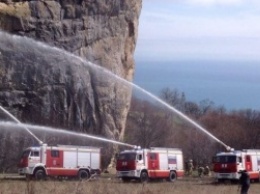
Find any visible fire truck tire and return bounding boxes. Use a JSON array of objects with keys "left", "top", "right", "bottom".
[
  {"left": 34, "top": 169, "right": 46, "bottom": 180},
  {"left": 140, "top": 171, "right": 149, "bottom": 183},
  {"left": 78, "top": 170, "right": 90, "bottom": 180},
  {"left": 168, "top": 171, "right": 177, "bottom": 182}
]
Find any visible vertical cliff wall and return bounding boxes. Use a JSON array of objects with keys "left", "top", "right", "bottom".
[{"left": 0, "top": 0, "right": 142, "bottom": 146}]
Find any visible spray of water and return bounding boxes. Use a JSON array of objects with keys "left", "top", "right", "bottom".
[
  {"left": 0, "top": 121, "right": 135, "bottom": 148},
  {"left": 0, "top": 106, "right": 43, "bottom": 145},
  {"left": 0, "top": 31, "right": 230, "bottom": 150}
]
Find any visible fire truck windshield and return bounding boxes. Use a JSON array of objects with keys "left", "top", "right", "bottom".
[
  {"left": 118, "top": 153, "right": 136, "bottom": 161},
  {"left": 214, "top": 155, "right": 239, "bottom": 163},
  {"left": 21, "top": 150, "right": 30, "bottom": 158}
]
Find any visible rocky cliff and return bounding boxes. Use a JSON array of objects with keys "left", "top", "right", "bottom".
[{"left": 0, "top": 0, "right": 142, "bottom": 149}]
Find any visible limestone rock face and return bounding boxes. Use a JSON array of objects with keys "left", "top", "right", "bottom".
[{"left": 0, "top": 0, "right": 142, "bottom": 143}]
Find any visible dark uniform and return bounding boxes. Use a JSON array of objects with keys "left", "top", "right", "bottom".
[
  {"left": 198, "top": 166, "right": 204, "bottom": 177},
  {"left": 239, "top": 170, "right": 250, "bottom": 194}
]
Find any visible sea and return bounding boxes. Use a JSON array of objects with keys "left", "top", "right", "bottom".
[{"left": 133, "top": 60, "right": 260, "bottom": 111}]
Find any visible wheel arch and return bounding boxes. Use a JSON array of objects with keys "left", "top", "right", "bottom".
[
  {"left": 78, "top": 167, "right": 91, "bottom": 175},
  {"left": 33, "top": 166, "right": 47, "bottom": 176},
  {"left": 141, "top": 169, "right": 148, "bottom": 174},
  {"left": 140, "top": 169, "right": 149, "bottom": 183},
  {"left": 77, "top": 167, "right": 92, "bottom": 180},
  {"left": 168, "top": 170, "right": 177, "bottom": 182}
]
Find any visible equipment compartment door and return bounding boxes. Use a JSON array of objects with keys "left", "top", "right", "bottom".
[
  {"left": 148, "top": 153, "right": 159, "bottom": 178},
  {"left": 245, "top": 155, "right": 252, "bottom": 172},
  {"left": 46, "top": 149, "right": 64, "bottom": 175}
]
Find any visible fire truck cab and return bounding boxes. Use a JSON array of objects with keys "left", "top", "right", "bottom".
[
  {"left": 18, "top": 144, "right": 101, "bottom": 180},
  {"left": 213, "top": 149, "right": 260, "bottom": 181},
  {"left": 116, "top": 147, "right": 184, "bottom": 182}
]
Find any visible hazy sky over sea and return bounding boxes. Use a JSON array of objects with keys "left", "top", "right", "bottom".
[{"left": 135, "top": 0, "right": 260, "bottom": 62}]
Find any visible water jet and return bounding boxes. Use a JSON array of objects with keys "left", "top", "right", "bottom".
[
  {"left": 0, "top": 121, "right": 135, "bottom": 148},
  {"left": 0, "top": 106, "right": 43, "bottom": 145},
  {"left": 0, "top": 30, "right": 230, "bottom": 150}
]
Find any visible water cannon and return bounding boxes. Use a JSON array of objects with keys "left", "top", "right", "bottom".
[
  {"left": 38, "top": 140, "right": 44, "bottom": 145},
  {"left": 134, "top": 145, "right": 141, "bottom": 150},
  {"left": 225, "top": 146, "right": 234, "bottom": 152}
]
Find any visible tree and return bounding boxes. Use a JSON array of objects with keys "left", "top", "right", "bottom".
[
  {"left": 234, "top": 110, "right": 260, "bottom": 148},
  {"left": 160, "top": 87, "right": 186, "bottom": 111},
  {"left": 125, "top": 98, "right": 170, "bottom": 148},
  {"left": 199, "top": 99, "right": 214, "bottom": 116}
]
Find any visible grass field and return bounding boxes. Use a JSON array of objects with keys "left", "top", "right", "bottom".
[{"left": 0, "top": 174, "right": 259, "bottom": 194}]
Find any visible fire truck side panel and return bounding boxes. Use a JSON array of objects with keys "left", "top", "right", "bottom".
[
  {"left": 18, "top": 145, "right": 101, "bottom": 178},
  {"left": 158, "top": 152, "right": 168, "bottom": 170},
  {"left": 90, "top": 152, "right": 100, "bottom": 170},
  {"left": 245, "top": 150, "right": 260, "bottom": 171},
  {"left": 251, "top": 155, "right": 258, "bottom": 171},
  {"left": 244, "top": 151, "right": 260, "bottom": 179},
  {"left": 46, "top": 149, "right": 69, "bottom": 176},
  {"left": 151, "top": 148, "right": 183, "bottom": 166},
  {"left": 147, "top": 153, "right": 159, "bottom": 170},
  {"left": 257, "top": 156, "right": 260, "bottom": 170},
  {"left": 63, "top": 151, "right": 77, "bottom": 167},
  {"left": 77, "top": 148, "right": 101, "bottom": 170},
  {"left": 78, "top": 151, "right": 90, "bottom": 167},
  {"left": 177, "top": 154, "right": 184, "bottom": 171},
  {"left": 152, "top": 150, "right": 175, "bottom": 178},
  {"left": 152, "top": 148, "right": 184, "bottom": 176},
  {"left": 46, "top": 149, "right": 64, "bottom": 168},
  {"left": 148, "top": 153, "right": 165, "bottom": 178}
]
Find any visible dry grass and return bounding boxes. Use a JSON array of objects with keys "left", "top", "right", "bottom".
[{"left": 0, "top": 175, "right": 259, "bottom": 194}]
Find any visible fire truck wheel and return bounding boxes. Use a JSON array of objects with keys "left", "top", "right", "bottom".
[
  {"left": 78, "top": 170, "right": 90, "bottom": 180},
  {"left": 140, "top": 171, "right": 149, "bottom": 183},
  {"left": 34, "top": 169, "right": 46, "bottom": 180},
  {"left": 168, "top": 171, "right": 177, "bottom": 182}
]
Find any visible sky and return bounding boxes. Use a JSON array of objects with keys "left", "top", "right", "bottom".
[{"left": 134, "top": 0, "right": 260, "bottom": 62}]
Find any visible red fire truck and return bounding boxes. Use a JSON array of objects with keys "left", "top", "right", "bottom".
[
  {"left": 18, "top": 144, "right": 101, "bottom": 180},
  {"left": 116, "top": 147, "right": 184, "bottom": 182},
  {"left": 213, "top": 149, "right": 260, "bottom": 181}
]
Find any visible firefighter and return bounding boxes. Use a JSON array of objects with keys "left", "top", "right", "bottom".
[
  {"left": 187, "top": 159, "right": 194, "bottom": 176},
  {"left": 198, "top": 166, "right": 204, "bottom": 178},
  {"left": 203, "top": 166, "right": 210, "bottom": 176},
  {"left": 238, "top": 170, "right": 250, "bottom": 194}
]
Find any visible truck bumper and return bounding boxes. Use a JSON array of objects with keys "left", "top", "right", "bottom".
[
  {"left": 18, "top": 167, "right": 34, "bottom": 175},
  {"left": 214, "top": 172, "right": 239, "bottom": 180},
  {"left": 117, "top": 170, "right": 140, "bottom": 178}
]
